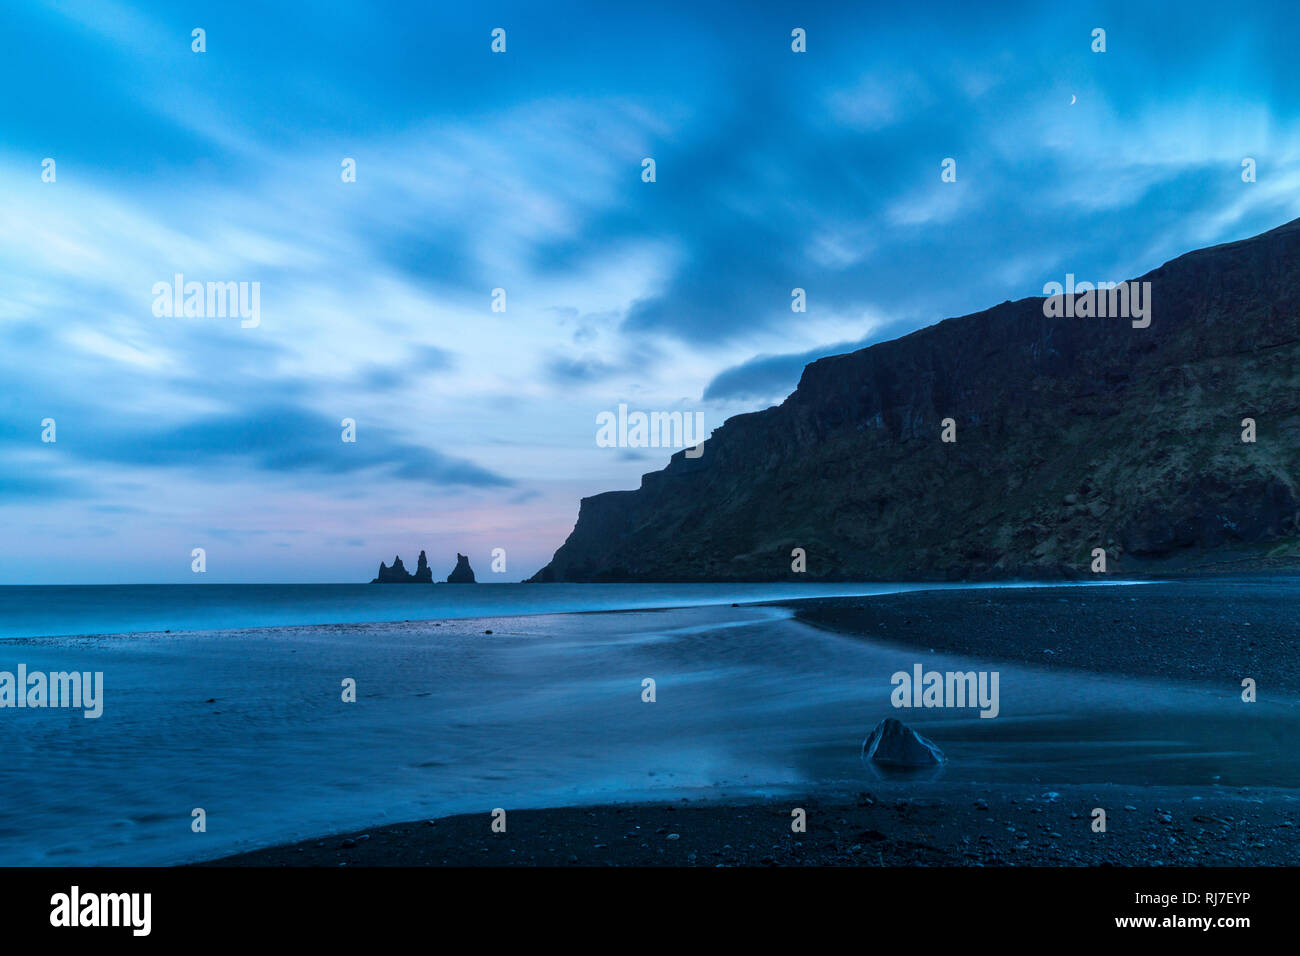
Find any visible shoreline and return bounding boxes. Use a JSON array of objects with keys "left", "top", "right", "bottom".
[
  {"left": 1, "top": 577, "right": 1161, "bottom": 643},
  {"left": 198, "top": 784, "right": 1299, "bottom": 867},
  {"left": 194, "top": 577, "right": 1300, "bottom": 867},
  {"left": 11, "top": 577, "right": 1295, "bottom": 867}
]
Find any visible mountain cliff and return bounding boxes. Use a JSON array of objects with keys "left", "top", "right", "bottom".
[{"left": 531, "top": 218, "right": 1300, "bottom": 582}]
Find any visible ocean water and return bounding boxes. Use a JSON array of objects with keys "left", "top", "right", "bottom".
[
  {"left": 0, "top": 580, "right": 1129, "bottom": 640},
  {"left": 0, "top": 581, "right": 1296, "bottom": 866}
]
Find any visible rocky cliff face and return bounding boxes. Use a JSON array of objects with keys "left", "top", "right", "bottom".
[{"left": 532, "top": 219, "right": 1300, "bottom": 582}]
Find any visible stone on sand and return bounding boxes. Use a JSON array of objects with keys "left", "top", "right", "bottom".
[{"left": 862, "top": 718, "right": 946, "bottom": 766}]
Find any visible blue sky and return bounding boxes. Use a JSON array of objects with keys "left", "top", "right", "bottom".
[{"left": 2, "top": 0, "right": 1299, "bottom": 583}]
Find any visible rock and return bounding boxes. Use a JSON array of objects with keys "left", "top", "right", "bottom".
[
  {"left": 371, "top": 555, "right": 414, "bottom": 583},
  {"left": 862, "top": 718, "right": 946, "bottom": 767},
  {"left": 446, "top": 553, "right": 477, "bottom": 583},
  {"left": 528, "top": 217, "right": 1300, "bottom": 582},
  {"left": 369, "top": 550, "right": 437, "bottom": 583}
]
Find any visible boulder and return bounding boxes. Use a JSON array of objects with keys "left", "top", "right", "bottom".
[{"left": 862, "top": 718, "right": 945, "bottom": 766}]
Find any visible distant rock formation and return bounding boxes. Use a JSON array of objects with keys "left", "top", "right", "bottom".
[
  {"left": 370, "top": 550, "right": 435, "bottom": 583},
  {"left": 371, "top": 554, "right": 412, "bottom": 583},
  {"left": 531, "top": 218, "right": 1300, "bottom": 581},
  {"left": 446, "top": 553, "right": 476, "bottom": 583}
]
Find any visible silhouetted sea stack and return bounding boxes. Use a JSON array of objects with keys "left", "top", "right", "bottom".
[
  {"left": 371, "top": 555, "right": 412, "bottom": 583},
  {"left": 446, "top": 554, "right": 476, "bottom": 584},
  {"left": 369, "top": 550, "right": 440, "bottom": 583}
]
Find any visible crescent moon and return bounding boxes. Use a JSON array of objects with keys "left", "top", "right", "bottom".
[{"left": 1070, "top": 94, "right": 1077, "bottom": 105}]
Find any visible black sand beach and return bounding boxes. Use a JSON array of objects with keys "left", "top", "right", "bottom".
[
  {"left": 791, "top": 578, "right": 1300, "bottom": 694},
  {"left": 202, "top": 785, "right": 1298, "bottom": 866},
  {"left": 197, "top": 578, "right": 1300, "bottom": 867}
]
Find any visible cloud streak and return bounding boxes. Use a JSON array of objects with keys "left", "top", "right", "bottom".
[{"left": 2, "top": 0, "right": 1298, "bottom": 581}]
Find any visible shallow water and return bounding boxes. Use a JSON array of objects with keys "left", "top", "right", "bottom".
[
  {"left": 0, "top": 596, "right": 1294, "bottom": 865},
  {"left": 0, "top": 580, "right": 1140, "bottom": 639}
]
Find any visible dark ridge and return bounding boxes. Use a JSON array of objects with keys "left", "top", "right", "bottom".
[{"left": 532, "top": 218, "right": 1300, "bottom": 582}]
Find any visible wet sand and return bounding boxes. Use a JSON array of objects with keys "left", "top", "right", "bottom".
[
  {"left": 789, "top": 578, "right": 1300, "bottom": 693},
  {"left": 191, "top": 578, "right": 1300, "bottom": 866}
]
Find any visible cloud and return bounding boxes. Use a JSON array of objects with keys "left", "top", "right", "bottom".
[
  {"left": 4, "top": 0, "right": 1300, "bottom": 581},
  {"left": 118, "top": 405, "right": 511, "bottom": 487},
  {"left": 701, "top": 327, "right": 910, "bottom": 402},
  {"left": 355, "top": 345, "right": 457, "bottom": 392},
  {"left": 0, "top": 392, "right": 511, "bottom": 490},
  {"left": 545, "top": 355, "right": 618, "bottom": 384}
]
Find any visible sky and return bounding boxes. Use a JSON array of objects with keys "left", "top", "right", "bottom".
[{"left": 2, "top": 0, "right": 1299, "bottom": 583}]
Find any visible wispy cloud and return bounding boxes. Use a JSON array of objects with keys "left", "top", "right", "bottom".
[{"left": 2, "top": 0, "right": 1298, "bottom": 581}]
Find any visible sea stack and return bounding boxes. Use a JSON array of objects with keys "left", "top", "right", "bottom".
[
  {"left": 446, "top": 554, "right": 476, "bottom": 583},
  {"left": 370, "top": 551, "right": 434, "bottom": 583},
  {"left": 371, "top": 555, "right": 414, "bottom": 583}
]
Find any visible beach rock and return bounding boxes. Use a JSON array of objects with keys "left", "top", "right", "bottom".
[
  {"left": 413, "top": 550, "right": 433, "bottom": 583},
  {"left": 446, "top": 553, "right": 477, "bottom": 583},
  {"left": 862, "top": 718, "right": 946, "bottom": 767}
]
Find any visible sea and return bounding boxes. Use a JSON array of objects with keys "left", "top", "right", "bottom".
[{"left": 0, "top": 580, "right": 1294, "bottom": 865}]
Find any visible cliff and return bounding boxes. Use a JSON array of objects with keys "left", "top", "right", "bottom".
[{"left": 531, "top": 218, "right": 1300, "bottom": 581}]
